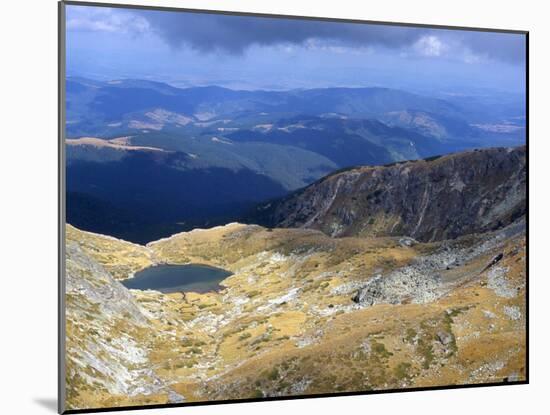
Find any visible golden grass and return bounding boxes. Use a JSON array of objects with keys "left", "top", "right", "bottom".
[{"left": 65, "top": 222, "right": 527, "bottom": 408}]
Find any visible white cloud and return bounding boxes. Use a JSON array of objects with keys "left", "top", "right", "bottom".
[
  {"left": 462, "top": 49, "right": 484, "bottom": 64},
  {"left": 66, "top": 6, "right": 150, "bottom": 35},
  {"left": 410, "top": 34, "right": 494, "bottom": 64},
  {"left": 413, "top": 35, "right": 447, "bottom": 57}
]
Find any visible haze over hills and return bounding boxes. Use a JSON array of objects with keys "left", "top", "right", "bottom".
[
  {"left": 67, "top": 77, "right": 525, "bottom": 142},
  {"left": 66, "top": 77, "right": 525, "bottom": 243}
]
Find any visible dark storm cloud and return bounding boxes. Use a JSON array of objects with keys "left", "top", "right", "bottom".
[
  {"left": 66, "top": 5, "right": 525, "bottom": 64},
  {"left": 138, "top": 10, "right": 429, "bottom": 53}
]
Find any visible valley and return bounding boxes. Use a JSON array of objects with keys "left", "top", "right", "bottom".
[{"left": 64, "top": 147, "right": 527, "bottom": 411}]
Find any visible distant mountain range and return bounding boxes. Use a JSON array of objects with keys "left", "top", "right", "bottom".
[{"left": 65, "top": 78, "right": 526, "bottom": 242}]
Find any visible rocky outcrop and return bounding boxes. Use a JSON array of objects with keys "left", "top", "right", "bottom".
[
  {"left": 64, "top": 240, "right": 184, "bottom": 410},
  {"left": 351, "top": 219, "right": 525, "bottom": 307},
  {"left": 251, "top": 146, "right": 526, "bottom": 242}
]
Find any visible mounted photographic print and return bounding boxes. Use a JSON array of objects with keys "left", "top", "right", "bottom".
[{"left": 59, "top": 1, "right": 528, "bottom": 413}]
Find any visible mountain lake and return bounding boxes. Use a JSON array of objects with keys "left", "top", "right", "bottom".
[{"left": 121, "top": 264, "right": 232, "bottom": 294}]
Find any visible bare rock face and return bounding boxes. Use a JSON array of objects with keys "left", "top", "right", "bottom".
[
  {"left": 252, "top": 146, "right": 526, "bottom": 242},
  {"left": 65, "top": 241, "right": 181, "bottom": 410},
  {"left": 65, "top": 242, "right": 149, "bottom": 324},
  {"left": 350, "top": 218, "right": 525, "bottom": 308}
]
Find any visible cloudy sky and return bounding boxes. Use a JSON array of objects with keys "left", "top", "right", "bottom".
[{"left": 65, "top": 4, "right": 526, "bottom": 94}]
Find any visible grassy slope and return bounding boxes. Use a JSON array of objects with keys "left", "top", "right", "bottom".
[{"left": 65, "top": 222, "right": 526, "bottom": 408}]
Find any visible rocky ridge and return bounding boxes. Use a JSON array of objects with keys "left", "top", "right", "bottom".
[{"left": 251, "top": 146, "right": 526, "bottom": 241}]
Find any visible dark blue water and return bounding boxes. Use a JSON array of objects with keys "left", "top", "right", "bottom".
[{"left": 121, "top": 264, "right": 232, "bottom": 294}]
